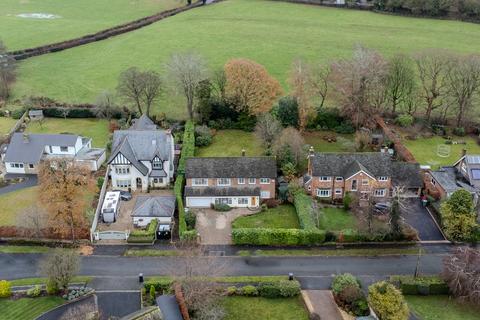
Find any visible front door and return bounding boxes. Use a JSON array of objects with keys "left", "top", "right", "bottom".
[
  {"left": 251, "top": 197, "right": 256, "bottom": 206},
  {"left": 136, "top": 177, "right": 142, "bottom": 189}
]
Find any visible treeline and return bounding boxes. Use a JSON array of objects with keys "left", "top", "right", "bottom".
[{"left": 374, "top": 0, "right": 480, "bottom": 22}]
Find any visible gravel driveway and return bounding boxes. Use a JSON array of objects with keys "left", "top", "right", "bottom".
[{"left": 196, "top": 208, "right": 255, "bottom": 245}]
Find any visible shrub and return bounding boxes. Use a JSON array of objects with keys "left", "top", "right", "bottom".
[
  {"left": 214, "top": 203, "right": 232, "bottom": 212},
  {"left": 389, "top": 275, "right": 449, "bottom": 295},
  {"left": 368, "top": 281, "right": 409, "bottom": 320},
  {"left": 261, "top": 203, "right": 268, "bottom": 212},
  {"left": 232, "top": 228, "right": 326, "bottom": 246},
  {"left": 343, "top": 192, "right": 353, "bottom": 210},
  {"left": 128, "top": 220, "right": 158, "bottom": 243},
  {"left": 226, "top": 286, "right": 237, "bottom": 296},
  {"left": 241, "top": 285, "right": 258, "bottom": 296},
  {"left": 453, "top": 127, "right": 466, "bottom": 136},
  {"left": 276, "top": 96, "right": 299, "bottom": 128},
  {"left": 331, "top": 273, "right": 360, "bottom": 295},
  {"left": 144, "top": 279, "right": 173, "bottom": 294},
  {"left": 27, "top": 285, "right": 42, "bottom": 297},
  {"left": 334, "top": 122, "right": 355, "bottom": 134},
  {"left": 97, "top": 177, "right": 105, "bottom": 190},
  {"left": 185, "top": 211, "right": 196, "bottom": 230},
  {"left": 11, "top": 108, "right": 25, "bottom": 120},
  {"left": 310, "top": 109, "right": 343, "bottom": 130},
  {"left": 46, "top": 279, "right": 59, "bottom": 295},
  {"left": 337, "top": 285, "right": 370, "bottom": 317},
  {"left": 292, "top": 190, "right": 317, "bottom": 230},
  {"left": 194, "top": 125, "right": 213, "bottom": 147},
  {"left": 258, "top": 280, "right": 301, "bottom": 298},
  {"left": 0, "top": 280, "right": 12, "bottom": 298},
  {"left": 395, "top": 114, "right": 414, "bottom": 127},
  {"left": 149, "top": 284, "right": 156, "bottom": 301}
]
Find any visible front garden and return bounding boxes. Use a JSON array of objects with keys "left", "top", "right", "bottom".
[
  {"left": 406, "top": 295, "right": 479, "bottom": 320},
  {"left": 317, "top": 207, "right": 357, "bottom": 231},
  {"left": 221, "top": 296, "right": 308, "bottom": 320},
  {"left": 232, "top": 205, "right": 299, "bottom": 229},
  {"left": 0, "top": 296, "right": 65, "bottom": 320}
]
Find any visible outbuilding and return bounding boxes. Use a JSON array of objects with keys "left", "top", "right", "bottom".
[{"left": 131, "top": 195, "right": 176, "bottom": 229}]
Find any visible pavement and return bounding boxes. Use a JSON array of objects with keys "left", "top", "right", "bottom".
[
  {"left": 302, "top": 290, "right": 343, "bottom": 320},
  {"left": 402, "top": 199, "right": 445, "bottom": 241},
  {"left": 0, "top": 174, "right": 38, "bottom": 195}
]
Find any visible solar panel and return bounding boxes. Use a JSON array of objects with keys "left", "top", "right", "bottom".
[{"left": 467, "top": 155, "right": 480, "bottom": 164}]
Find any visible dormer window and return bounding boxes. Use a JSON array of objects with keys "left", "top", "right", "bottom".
[{"left": 153, "top": 161, "right": 162, "bottom": 169}]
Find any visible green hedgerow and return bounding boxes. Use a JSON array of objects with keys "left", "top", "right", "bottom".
[{"left": 0, "top": 280, "right": 12, "bottom": 298}]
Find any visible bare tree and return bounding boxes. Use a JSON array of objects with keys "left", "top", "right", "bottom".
[
  {"left": 331, "top": 45, "right": 388, "bottom": 128},
  {"left": 41, "top": 248, "right": 80, "bottom": 292},
  {"left": 272, "top": 127, "right": 306, "bottom": 168},
  {"left": 385, "top": 54, "right": 417, "bottom": 115},
  {"left": 254, "top": 113, "right": 282, "bottom": 149},
  {"left": 143, "top": 70, "right": 163, "bottom": 117},
  {"left": 445, "top": 54, "right": 480, "bottom": 127},
  {"left": 15, "top": 205, "right": 49, "bottom": 238},
  {"left": 442, "top": 247, "right": 480, "bottom": 305},
  {"left": 211, "top": 67, "right": 227, "bottom": 102},
  {"left": 0, "top": 40, "right": 16, "bottom": 100},
  {"left": 289, "top": 59, "right": 314, "bottom": 131},
  {"left": 309, "top": 63, "right": 331, "bottom": 110},
  {"left": 166, "top": 52, "right": 208, "bottom": 120},
  {"left": 414, "top": 50, "right": 450, "bottom": 122},
  {"left": 94, "top": 90, "right": 117, "bottom": 119}
]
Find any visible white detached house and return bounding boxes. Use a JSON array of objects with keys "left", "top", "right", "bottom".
[{"left": 107, "top": 115, "right": 175, "bottom": 192}]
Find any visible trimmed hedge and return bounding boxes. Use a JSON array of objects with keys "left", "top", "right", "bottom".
[
  {"left": 128, "top": 219, "right": 158, "bottom": 243},
  {"left": 232, "top": 228, "right": 325, "bottom": 246},
  {"left": 228, "top": 280, "right": 301, "bottom": 298},
  {"left": 293, "top": 190, "right": 318, "bottom": 230},
  {"left": 177, "top": 120, "right": 195, "bottom": 174},
  {"left": 144, "top": 279, "right": 173, "bottom": 294},
  {"left": 389, "top": 275, "right": 449, "bottom": 295}
]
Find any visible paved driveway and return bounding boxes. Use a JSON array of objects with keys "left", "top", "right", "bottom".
[
  {"left": 402, "top": 199, "right": 445, "bottom": 241},
  {"left": 196, "top": 208, "right": 256, "bottom": 245},
  {"left": 0, "top": 174, "right": 37, "bottom": 195}
]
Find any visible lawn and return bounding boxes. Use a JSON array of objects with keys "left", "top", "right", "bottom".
[
  {"left": 406, "top": 295, "right": 479, "bottom": 320},
  {"left": 403, "top": 136, "right": 480, "bottom": 169},
  {"left": 0, "top": 0, "right": 182, "bottom": 50},
  {"left": 232, "top": 205, "right": 300, "bottom": 229},
  {"left": 0, "top": 187, "right": 38, "bottom": 227},
  {"left": 317, "top": 207, "right": 357, "bottom": 231},
  {"left": 9, "top": 276, "right": 92, "bottom": 287},
  {"left": 222, "top": 296, "right": 309, "bottom": 320},
  {"left": 24, "top": 118, "right": 110, "bottom": 147},
  {"left": 0, "top": 245, "right": 50, "bottom": 254},
  {"left": 195, "top": 130, "right": 264, "bottom": 157},
  {"left": 0, "top": 296, "right": 65, "bottom": 320},
  {"left": 0, "top": 117, "right": 17, "bottom": 136},
  {"left": 303, "top": 131, "right": 355, "bottom": 153},
  {"left": 13, "top": 0, "right": 480, "bottom": 119}
]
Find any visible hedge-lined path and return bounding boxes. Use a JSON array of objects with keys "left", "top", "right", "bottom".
[{"left": 8, "top": 1, "right": 219, "bottom": 60}]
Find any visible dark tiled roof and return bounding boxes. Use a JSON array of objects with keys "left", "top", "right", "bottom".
[
  {"left": 310, "top": 152, "right": 392, "bottom": 178},
  {"left": 129, "top": 115, "right": 157, "bottom": 130},
  {"left": 131, "top": 196, "right": 176, "bottom": 217},
  {"left": 185, "top": 186, "right": 260, "bottom": 197},
  {"left": 185, "top": 157, "right": 277, "bottom": 178},
  {"left": 150, "top": 169, "right": 167, "bottom": 177},
  {"left": 392, "top": 162, "right": 423, "bottom": 188}
]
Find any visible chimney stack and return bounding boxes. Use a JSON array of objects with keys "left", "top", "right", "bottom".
[{"left": 241, "top": 149, "right": 246, "bottom": 157}]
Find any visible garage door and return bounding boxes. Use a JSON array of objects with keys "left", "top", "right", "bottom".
[{"left": 187, "top": 197, "right": 212, "bottom": 208}]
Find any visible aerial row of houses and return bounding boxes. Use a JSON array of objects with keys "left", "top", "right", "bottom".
[{"left": 1, "top": 115, "right": 478, "bottom": 214}]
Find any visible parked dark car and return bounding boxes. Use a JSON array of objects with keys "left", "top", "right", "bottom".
[
  {"left": 373, "top": 202, "right": 391, "bottom": 215},
  {"left": 113, "top": 190, "right": 132, "bottom": 201}
]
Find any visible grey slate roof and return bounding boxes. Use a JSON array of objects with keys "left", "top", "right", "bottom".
[
  {"left": 108, "top": 130, "right": 173, "bottom": 175},
  {"left": 131, "top": 195, "right": 176, "bottom": 217},
  {"left": 4, "top": 133, "right": 79, "bottom": 164},
  {"left": 185, "top": 157, "right": 277, "bottom": 178},
  {"left": 185, "top": 186, "right": 260, "bottom": 197},
  {"left": 392, "top": 162, "right": 423, "bottom": 188},
  {"left": 310, "top": 153, "right": 392, "bottom": 178},
  {"left": 431, "top": 166, "right": 477, "bottom": 194},
  {"left": 129, "top": 115, "right": 157, "bottom": 131}
]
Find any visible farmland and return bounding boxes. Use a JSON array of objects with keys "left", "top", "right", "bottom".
[
  {"left": 0, "top": 0, "right": 182, "bottom": 50},
  {"left": 11, "top": 0, "right": 480, "bottom": 119}
]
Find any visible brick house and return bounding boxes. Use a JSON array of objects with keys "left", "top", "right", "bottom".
[
  {"left": 304, "top": 152, "right": 422, "bottom": 201},
  {"left": 184, "top": 157, "right": 277, "bottom": 208}
]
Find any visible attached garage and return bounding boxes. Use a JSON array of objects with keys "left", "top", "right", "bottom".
[
  {"left": 186, "top": 197, "right": 212, "bottom": 208},
  {"left": 185, "top": 186, "right": 261, "bottom": 209}
]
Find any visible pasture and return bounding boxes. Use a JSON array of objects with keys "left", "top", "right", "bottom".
[
  {"left": 10, "top": 0, "right": 480, "bottom": 119},
  {"left": 0, "top": 0, "right": 181, "bottom": 50}
]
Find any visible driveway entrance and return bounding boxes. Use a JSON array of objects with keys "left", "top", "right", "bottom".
[
  {"left": 402, "top": 199, "right": 445, "bottom": 241},
  {"left": 196, "top": 208, "right": 255, "bottom": 245}
]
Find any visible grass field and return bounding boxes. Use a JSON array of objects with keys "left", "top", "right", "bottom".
[
  {"left": 195, "top": 130, "right": 264, "bottom": 157},
  {"left": 232, "top": 205, "right": 300, "bottom": 229},
  {"left": 318, "top": 207, "right": 357, "bottom": 231},
  {"left": 222, "top": 296, "right": 309, "bottom": 320},
  {"left": 403, "top": 136, "right": 480, "bottom": 169},
  {"left": 24, "top": 118, "right": 110, "bottom": 147},
  {"left": 406, "top": 296, "right": 480, "bottom": 320},
  {"left": 303, "top": 131, "right": 355, "bottom": 153},
  {"left": 0, "top": 0, "right": 182, "bottom": 50},
  {"left": 0, "top": 296, "right": 65, "bottom": 320},
  {"left": 0, "top": 187, "right": 38, "bottom": 226},
  {"left": 13, "top": 0, "right": 480, "bottom": 119},
  {"left": 0, "top": 117, "right": 17, "bottom": 135}
]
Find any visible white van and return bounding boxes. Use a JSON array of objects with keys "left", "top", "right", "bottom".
[{"left": 102, "top": 191, "right": 121, "bottom": 223}]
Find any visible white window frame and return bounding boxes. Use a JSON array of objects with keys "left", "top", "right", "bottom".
[
  {"left": 217, "top": 178, "right": 231, "bottom": 186},
  {"left": 335, "top": 177, "right": 343, "bottom": 182},
  {"left": 316, "top": 189, "right": 331, "bottom": 198},
  {"left": 10, "top": 163, "right": 24, "bottom": 168},
  {"left": 378, "top": 176, "right": 388, "bottom": 181},
  {"left": 319, "top": 176, "right": 331, "bottom": 182},
  {"left": 248, "top": 178, "right": 256, "bottom": 184},
  {"left": 116, "top": 179, "right": 131, "bottom": 188},
  {"left": 215, "top": 198, "right": 232, "bottom": 205},
  {"left": 260, "top": 191, "right": 271, "bottom": 199},
  {"left": 115, "top": 167, "right": 130, "bottom": 175},
  {"left": 238, "top": 197, "right": 249, "bottom": 205},
  {"left": 335, "top": 188, "right": 342, "bottom": 195},
  {"left": 362, "top": 179, "right": 369, "bottom": 186},
  {"left": 260, "top": 178, "right": 270, "bottom": 184},
  {"left": 238, "top": 178, "right": 245, "bottom": 184},
  {"left": 374, "top": 189, "right": 387, "bottom": 197},
  {"left": 192, "top": 178, "right": 208, "bottom": 186}
]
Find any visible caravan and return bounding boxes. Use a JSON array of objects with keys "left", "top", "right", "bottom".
[{"left": 102, "top": 191, "right": 121, "bottom": 223}]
